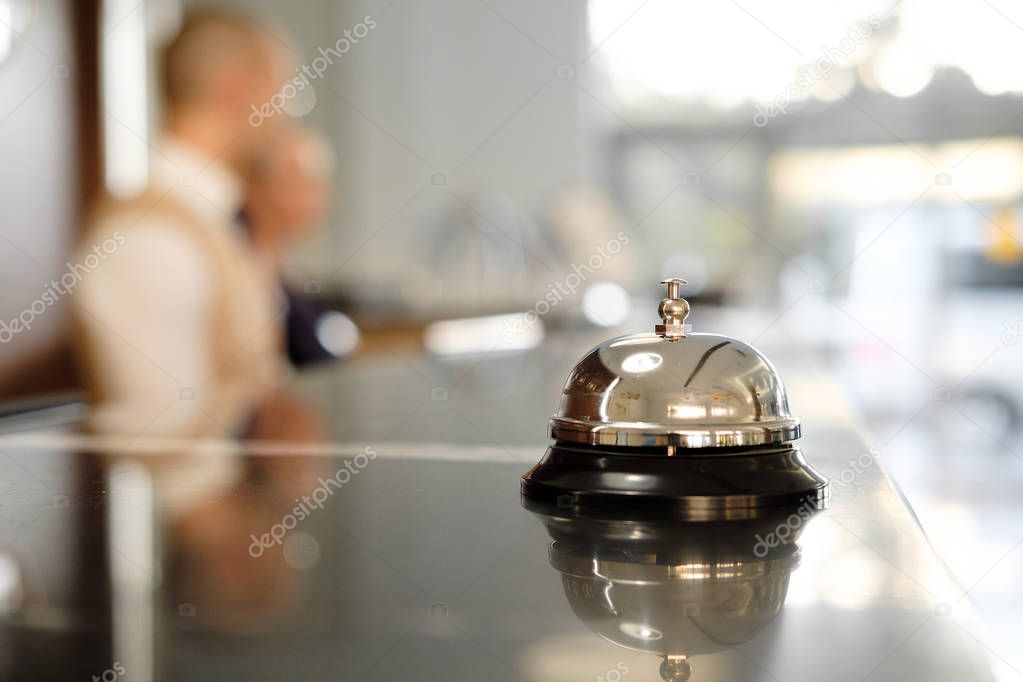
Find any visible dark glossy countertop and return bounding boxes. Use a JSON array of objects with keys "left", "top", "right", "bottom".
[{"left": 0, "top": 331, "right": 999, "bottom": 681}]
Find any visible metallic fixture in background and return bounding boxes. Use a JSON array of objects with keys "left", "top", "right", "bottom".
[
  {"left": 523, "top": 278, "right": 828, "bottom": 513},
  {"left": 408, "top": 191, "right": 552, "bottom": 314}
]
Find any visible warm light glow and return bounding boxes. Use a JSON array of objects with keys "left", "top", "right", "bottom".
[
  {"left": 873, "top": 45, "right": 933, "bottom": 97},
  {"left": 619, "top": 622, "right": 663, "bottom": 640},
  {"left": 102, "top": 0, "right": 152, "bottom": 197},
  {"left": 0, "top": 553, "right": 21, "bottom": 614},
  {"left": 316, "top": 311, "right": 360, "bottom": 357},
  {"left": 589, "top": 0, "right": 1023, "bottom": 107},
  {"left": 771, "top": 139, "right": 1023, "bottom": 205},
  {"left": 581, "top": 282, "right": 630, "bottom": 327},
  {"left": 588, "top": 0, "right": 890, "bottom": 106},
  {"left": 0, "top": 1, "right": 35, "bottom": 64},
  {"left": 621, "top": 352, "right": 662, "bottom": 374},
  {"left": 898, "top": 0, "right": 1023, "bottom": 95},
  {"left": 669, "top": 404, "right": 707, "bottom": 420},
  {"left": 0, "top": 4, "right": 12, "bottom": 63},
  {"left": 424, "top": 313, "right": 544, "bottom": 356}
]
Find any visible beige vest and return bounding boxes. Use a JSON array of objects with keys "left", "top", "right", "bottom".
[{"left": 75, "top": 188, "right": 284, "bottom": 429}]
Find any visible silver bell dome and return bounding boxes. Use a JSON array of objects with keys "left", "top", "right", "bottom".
[{"left": 550, "top": 279, "right": 800, "bottom": 448}]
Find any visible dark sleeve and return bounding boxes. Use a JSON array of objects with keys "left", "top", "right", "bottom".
[{"left": 281, "top": 285, "right": 337, "bottom": 367}]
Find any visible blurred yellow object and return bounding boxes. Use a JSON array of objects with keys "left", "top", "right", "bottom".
[{"left": 988, "top": 206, "right": 1023, "bottom": 263}]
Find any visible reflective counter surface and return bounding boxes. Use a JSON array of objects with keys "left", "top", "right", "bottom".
[{"left": 0, "top": 333, "right": 1004, "bottom": 681}]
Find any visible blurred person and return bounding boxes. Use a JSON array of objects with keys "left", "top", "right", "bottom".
[
  {"left": 73, "top": 9, "right": 293, "bottom": 438},
  {"left": 243, "top": 126, "right": 359, "bottom": 365},
  {"left": 245, "top": 127, "right": 333, "bottom": 257}
]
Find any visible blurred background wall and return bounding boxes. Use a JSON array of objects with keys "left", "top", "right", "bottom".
[
  {"left": 176, "top": 0, "right": 597, "bottom": 318},
  {"left": 0, "top": 0, "right": 84, "bottom": 395},
  {"left": 3, "top": 0, "right": 1023, "bottom": 431}
]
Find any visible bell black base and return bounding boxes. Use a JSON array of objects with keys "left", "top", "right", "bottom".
[{"left": 521, "top": 441, "right": 829, "bottom": 521}]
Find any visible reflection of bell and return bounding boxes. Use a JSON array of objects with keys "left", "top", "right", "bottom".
[
  {"left": 525, "top": 500, "right": 822, "bottom": 681},
  {"left": 660, "top": 657, "right": 692, "bottom": 682},
  {"left": 522, "top": 278, "right": 828, "bottom": 515}
]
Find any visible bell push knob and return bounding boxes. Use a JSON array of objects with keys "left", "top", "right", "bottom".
[{"left": 656, "top": 278, "right": 689, "bottom": 339}]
